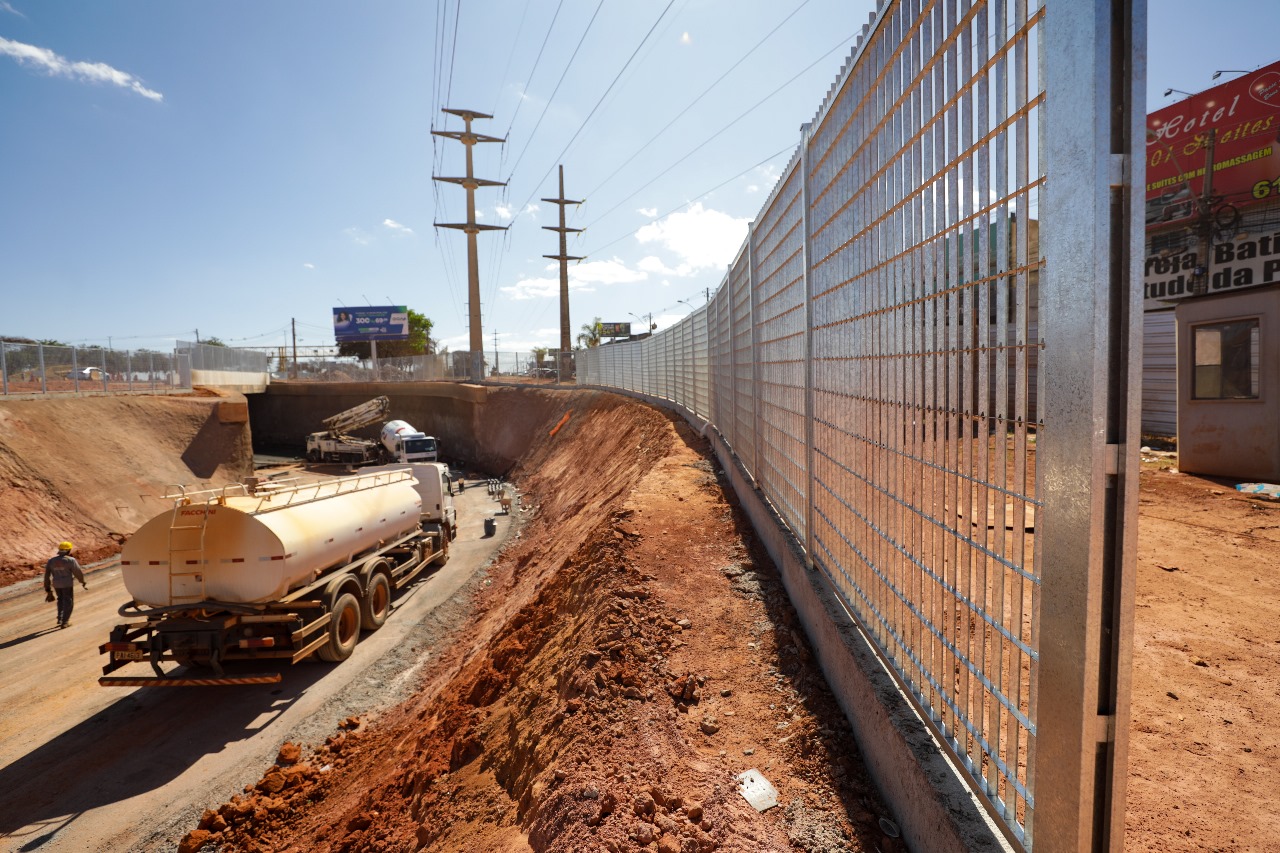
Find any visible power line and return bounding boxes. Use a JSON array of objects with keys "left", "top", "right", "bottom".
[
  {"left": 510, "top": 140, "right": 795, "bottom": 339},
  {"left": 515, "top": 0, "right": 677, "bottom": 215},
  {"left": 501, "top": 0, "right": 565, "bottom": 152},
  {"left": 580, "top": 32, "right": 854, "bottom": 234},
  {"left": 579, "top": 0, "right": 813, "bottom": 204},
  {"left": 585, "top": 141, "right": 795, "bottom": 258},
  {"left": 498, "top": 0, "right": 604, "bottom": 192}
]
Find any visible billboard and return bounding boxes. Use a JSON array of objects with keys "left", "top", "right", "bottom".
[
  {"left": 600, "top": 322, "right": 632, "bottom": 338},
  {"left": 1146, "top": 60, "right": 1280, "bottom": 226},
  {"left": 333, "top": 306, "right": 409, "bottom": 343}
]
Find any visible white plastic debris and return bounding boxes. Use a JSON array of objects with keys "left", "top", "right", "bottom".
[
  {"left": 735, "top": 768, "right": 779, "bottom": 812},
  {"left": 1237, "top": 483, "right": 1280, "bottom": 499}
]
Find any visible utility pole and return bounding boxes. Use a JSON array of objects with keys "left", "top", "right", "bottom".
[
  {"left": 291, "top": 318, "right": 298, "bottom": 379},
  {"left": 1192, "top": 128, "right": 1218, "bottom": 297},
  {"left": 432, "top": 108, "right": 508, "bottom": 382},
  {"left": 493, "top": 329, "right": 499, "bottom": 377},
  {"left": 542, "top": 164, "right": 584, "bottom": 378}
]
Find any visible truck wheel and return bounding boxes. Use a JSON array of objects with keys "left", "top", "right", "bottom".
[
  {"left": 317, "top": 593, "right": 360, "bottom": 662},
  {"left": 307, "top": 449, "right": 320, "bottom": 463},
  {"left": 360, "top": 573, "right": 392, "bottom": 631}
]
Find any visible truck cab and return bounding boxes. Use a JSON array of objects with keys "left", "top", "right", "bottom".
[
  {"left": 380, "top": 420, "right": 438, "bottom": 463},
  {"left": 392, "top": 433, "right": 438, "bottom": 463}
]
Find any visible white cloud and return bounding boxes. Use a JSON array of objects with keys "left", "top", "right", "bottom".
[
  {"left": 748, "top": 163, "right": 781, "bottom": 194},
  {"left": 495, "top": 203, "right": 514, "bottom": 221},
  {"left": 344, "top": 227, "right": 372, "bottom": 246},
  {"left": 0, "top": 3, "right": 27, "bottom": 18},
  {"left": 637, "top": 256, "right": 678, "bottom": 276},
  {"left": 680, "top": 32, "right": 692, "bottom": 45},
  {"left": 0, "top": 36, "right": 163, "bottom": 101},
  {"left": 302, "top": 262, "right": 316, "bottom": 270},
  {"left": 638, "top": 207, "right": 657, "bottom": 218},
  {"left": 382, "top": 218, "right": 413, "bottom": 235},
  {"left": 636, "top": 203, "right": 748, "bottom": 272},
  {"left": 501, "top": 257, "right": 646, "bottom": 301}
]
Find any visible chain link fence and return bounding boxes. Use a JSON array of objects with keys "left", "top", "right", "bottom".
[
  {"left": 1, "top": 341, "right": 189, "bottom": 396},
  {"left": 272, "top": 350, "right": 575, "bottom": 383}
]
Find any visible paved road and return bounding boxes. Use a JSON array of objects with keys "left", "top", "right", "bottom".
[{"left": 0, "top": 479, "right": 518, "bottom": 853}]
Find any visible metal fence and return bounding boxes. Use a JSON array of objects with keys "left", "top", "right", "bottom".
[
  {"left": 178, "top": 340, "right": 270, "bottom": 374},
  {"left": 1, "top": 341, "right": 190, "bottom": 396},
  {"left": 579, "top": 1, "right": 1141, "bottom": 850},
  {"left": 273, "top": 351, "right": 570, "bottom": 383}
]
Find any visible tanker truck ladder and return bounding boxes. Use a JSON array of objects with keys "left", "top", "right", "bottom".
[{"left": 167, "top": 498, "right": 212, "bottom": 606}]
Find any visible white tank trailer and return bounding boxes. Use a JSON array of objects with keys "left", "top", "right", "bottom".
[
  {"left": 99, "top": 470, "right": 451, "bottom": 686},
  {"left": 359, "top": 462, "right": 457, "bottom": 540}
]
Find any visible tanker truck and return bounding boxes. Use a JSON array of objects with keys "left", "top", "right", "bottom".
[
  {"left": 98, "top": 469, "right": 450, "bottom": 686},
  {"left": 379, "top": 420, "right": 438, "bottom": 463}
]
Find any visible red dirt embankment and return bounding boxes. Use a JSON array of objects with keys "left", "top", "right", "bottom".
[
  {"left": 183, "top": 390, "right": 892, "bottom": 853},
  {"left": 0, "top": 394, "right": 251, "bottom": 587}
]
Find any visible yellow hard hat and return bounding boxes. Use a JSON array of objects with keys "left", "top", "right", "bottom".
[{"left": 58, "top": 541, "right": 73, "bottom": 552}]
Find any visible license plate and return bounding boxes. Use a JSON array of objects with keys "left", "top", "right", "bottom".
[{"left": 113, "top": 650, "right": 146, "bottom": 661}]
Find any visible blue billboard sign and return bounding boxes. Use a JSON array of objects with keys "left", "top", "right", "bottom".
[{"left": 333, "top": 306, "right": 410, "bottom": 342}]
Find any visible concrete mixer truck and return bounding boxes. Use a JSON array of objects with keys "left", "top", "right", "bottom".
[{"left": 98, "top": 468, "right": 451, "bottom": 686}]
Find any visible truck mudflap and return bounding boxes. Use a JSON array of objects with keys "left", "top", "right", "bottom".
[{"left": 99, "top": 672, "right": 282, "bottom": 687}]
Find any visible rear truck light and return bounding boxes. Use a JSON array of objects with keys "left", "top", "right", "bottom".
[
  {"left": 238, "top": 637, "right": 277, "bottom": 649},
  {"left": 103, "top": 642, "right": 140, "bottom": 652}
]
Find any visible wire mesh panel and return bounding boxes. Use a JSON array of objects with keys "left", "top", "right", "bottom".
[
  {"left": 709, "top": 282, "right": 732, "bottom": 430},
  {"left": 753, "top": 157, "right": 810, "bottom": 541},
  {"left": 731, "top": 243, "right": 759, "bottom": 479},
  {"left": 806, "top": 0, "right": 1045, "bottom": 843},
  {"left": 569, "top": 2, "right": 1137, "bottom": 847}
]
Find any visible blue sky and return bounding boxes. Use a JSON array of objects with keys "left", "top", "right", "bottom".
[{"left": 1, "top": 1, "right": 1277, "bottom": 356}]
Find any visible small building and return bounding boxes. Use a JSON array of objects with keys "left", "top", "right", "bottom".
[{"left": 1141, "top": 59, "right": 1280, "bottom": 481}]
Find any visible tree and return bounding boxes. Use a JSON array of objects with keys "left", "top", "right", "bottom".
[
  {"left": 531, "top": 346, "right": 549, "bottom": 366},
  {"left": 203, "top": 337, "right": 227, "bottom": 347},
  {"left": 337, "top": 309, "right": 434, "bottom": 360},
  {"left": 576, "top": 317, "right": 603, "bottom": 349}
]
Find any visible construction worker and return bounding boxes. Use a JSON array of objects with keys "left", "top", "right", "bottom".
[{"left": 44, "top": 541, "right": 86, "bottom": 629}]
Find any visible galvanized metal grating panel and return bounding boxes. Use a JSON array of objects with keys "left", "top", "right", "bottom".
[{"left": 573, "top": 1, "right": 1138, "bottom": 848}]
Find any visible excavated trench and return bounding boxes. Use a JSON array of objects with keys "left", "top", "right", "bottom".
[
  {"left": 0, "top": 385, "right": 893, "bottom": 852},
  {"left": 180, "top": 386, "right": 892, "bottom": 853}
]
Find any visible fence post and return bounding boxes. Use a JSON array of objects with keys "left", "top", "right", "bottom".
[
  {"left": 1, "top": 341, "right": 6, "bottom": 395},
  {"left": 748, "top": 222, "right": 760, "bottom": 481},
  {"left": 37, "top": 343, "right": 47, "bottom": 394},
  {"left": 800, "top": 123, "right": 815, "bottom": 566},
  {"left": 1032, "top": 0, "right": 1142, "bottom": 849},
  {"left": 71, "top": 347, "right": 79, "bottom": 393}
]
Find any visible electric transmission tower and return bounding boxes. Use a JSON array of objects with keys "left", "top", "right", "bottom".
[
  {"left": 432, "top": 108, "right": 508, "bottom": 382},
  {"left": 542, "top": 164, "right": 583, "bottom": 377}
]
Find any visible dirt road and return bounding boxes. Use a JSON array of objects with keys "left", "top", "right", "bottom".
[{"left": 0, "top": 479, "right": 518, "bottom": 853}]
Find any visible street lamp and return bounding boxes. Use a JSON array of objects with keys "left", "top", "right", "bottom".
[
  {"left": 1212, "top": 70, "right": 1249, "bottom": 80},
  {"left": 1163, "top": 88, "right": 1193, "bottom": 98},
  {"left": 629, "top": 311, "right": 654, "bottom": 333}
]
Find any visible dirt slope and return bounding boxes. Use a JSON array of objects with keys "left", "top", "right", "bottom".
[
  {"left": 0, "top": 393, "right": 251, "bottom": 585},
  {"left": 180, "top": 392, "right": 891, "bottom": 853}
]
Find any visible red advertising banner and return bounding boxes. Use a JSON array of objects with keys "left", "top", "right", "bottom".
[{"left": 1146, "top": 59, "right": 1280, "bottom": 226}]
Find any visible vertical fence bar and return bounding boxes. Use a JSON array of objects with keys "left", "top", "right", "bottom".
[
  {"left": 1032, "top": 1, "right": 1141, "bottom": 850},
  {"left": 37, "top": 344, "right": 47, "bottom": 394},
  {"left": 801, "top": 124, "right": 816, "bottom": 566}
]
